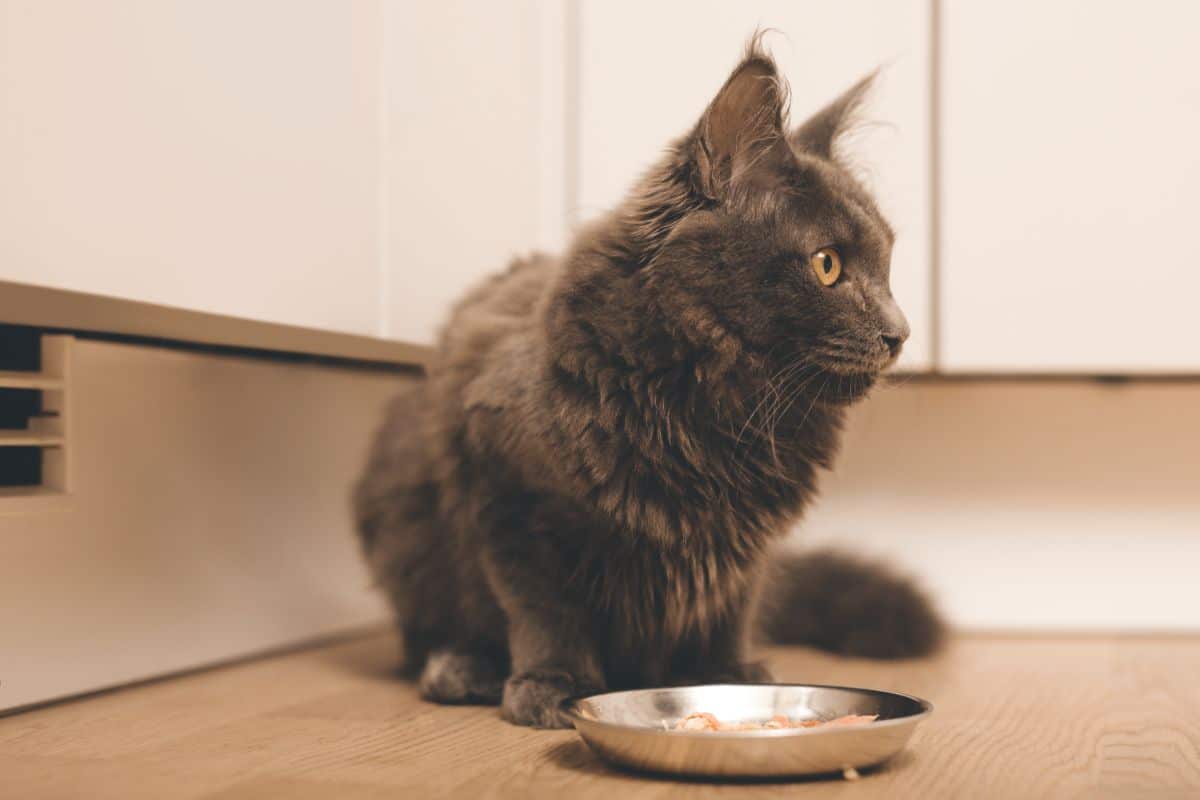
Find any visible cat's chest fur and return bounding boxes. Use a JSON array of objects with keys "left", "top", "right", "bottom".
[{"left": 573, "top": 521, "right": 764, "bottom": 682}]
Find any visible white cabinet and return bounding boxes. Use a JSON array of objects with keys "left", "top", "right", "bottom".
[
  {"left": 576, "top": 0, "right": 933, "bottom": 370},
  {"left": 940, "top": 0, "right": 1200, "bottom": 373},
  {"left": 383, "top": 0, "right": 545, "bottom": 344},
  {"left": 0, "top": 1, "right": 382, "bottom": 336},
  {"left": 13, "top": 2, "right": 1194, "bottom": 374},
  {"left": 0, "top": 338, "right": 397, "bottom": 711}
]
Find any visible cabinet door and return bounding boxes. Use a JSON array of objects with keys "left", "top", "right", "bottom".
[
  {"left": 0, "top": 1, "right": 381, "bottom": 336},
  {"left": 577, "top": 0, "right": 933, "bottom": 370},
  {"left": 383, "top": 0, "right": 544, "bottom": 345},
  {"left": 940, "top": 1, "right": 1200, "bottom": 373}
]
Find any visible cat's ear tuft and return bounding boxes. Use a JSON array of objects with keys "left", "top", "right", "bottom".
[
  {"left": 790, "top": 71, "right": 877, "bottom": 159},
  {"left": 692, "top": 41, "right": 789, "bottom": 200}
]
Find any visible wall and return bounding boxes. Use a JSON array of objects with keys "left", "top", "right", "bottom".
[{"left": 798, "top": 379, "right": 1200, "bottom": 629}]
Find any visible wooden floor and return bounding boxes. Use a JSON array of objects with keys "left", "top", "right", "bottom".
[{"left": 3, "top": 632, "right": 1199, "bottom": 799}]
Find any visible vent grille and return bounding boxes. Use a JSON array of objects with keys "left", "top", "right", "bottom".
[{"left": 0, "top": 326, "right": 71, "bottom": 496}]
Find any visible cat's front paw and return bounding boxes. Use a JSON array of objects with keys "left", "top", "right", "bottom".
[{"left": 501, "top": 670, "right": 598, "bottom": 729}]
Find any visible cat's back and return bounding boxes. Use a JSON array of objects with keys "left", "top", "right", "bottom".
[
  {"left": 444, "top": 252, "right": 555, "bottom": 336},
  {"left": 426, "top": 252, "right": 558, "bottom": 409}
]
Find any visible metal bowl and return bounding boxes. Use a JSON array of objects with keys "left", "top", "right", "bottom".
[{"left": 563, "top": 683, "right": 932, "bottom": 778}]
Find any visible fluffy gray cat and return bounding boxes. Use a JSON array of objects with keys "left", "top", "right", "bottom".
[{"left": 354, "top": 39, "right": 942, "bottom": 729}]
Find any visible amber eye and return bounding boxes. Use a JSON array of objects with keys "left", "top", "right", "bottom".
[{"left": 809, "top": 248, "right": 842, "bottom": 286}]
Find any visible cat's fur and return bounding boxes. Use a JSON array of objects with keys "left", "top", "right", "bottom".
[{"left": 354, "top": 39, "right": 943, "bottom": 729}]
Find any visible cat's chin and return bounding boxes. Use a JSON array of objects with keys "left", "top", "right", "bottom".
[{"left": 815, "top": 370, "right": 878, "bottom": 405}]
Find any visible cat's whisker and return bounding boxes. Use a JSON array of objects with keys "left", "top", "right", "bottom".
[
  {"left": 877, "top": 372, "right": 916, "bottom": 393},
  {"left": 761, "top": 375, "right": 809, "bottom": 466},
  {"left": 748, "top": 363, "right": 819, "bottom": 443},
  {"left": 763, "top": 368, "right": 824, "bottom": 467},
  {"left": 795, "top": 374, "right": 831, "bottom": 433},
  {"left": 734, "top": 357, "right": 812, "bottom": 446},
  {"left": 760, "top": 361, "right": 819, "bottom": 431},
  {"left": 730, "top": 361, "right": 824, "bottom": 481}
]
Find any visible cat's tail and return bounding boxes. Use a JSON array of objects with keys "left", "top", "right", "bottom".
[{"left": 758, "top": 549, "right": 945, "bottom": 659}]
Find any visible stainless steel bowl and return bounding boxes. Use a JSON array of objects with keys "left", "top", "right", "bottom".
[{"left": 563, "top": 683, "right": 932, "bottom": 778}]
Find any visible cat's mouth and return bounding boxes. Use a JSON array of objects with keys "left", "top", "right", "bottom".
[
  {"left": 808, "top": 339, "right": 897, "bottom": 381},
  {"left": 809, "top": 354, "right": 892, "bottom": 404}
]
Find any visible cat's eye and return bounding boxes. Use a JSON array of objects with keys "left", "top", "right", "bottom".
[{"left": 809, "top": 248, "right": 842, "bottom": 286}]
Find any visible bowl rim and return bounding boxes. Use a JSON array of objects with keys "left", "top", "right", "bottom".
[{"left": 560, "top": 682, "right": 934, "bottom": 739}]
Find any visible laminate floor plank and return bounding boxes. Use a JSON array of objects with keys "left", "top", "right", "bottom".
[{"left": 3, "top": 632, "right": 1197, "bottom": 799}]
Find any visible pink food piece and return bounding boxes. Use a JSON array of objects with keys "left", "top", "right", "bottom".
[
  {"left": 674, "top": 712, "right": 721, "bottom": 731},
  {"left": 673, "top": 711, "right": 880, "bottom": 732},
  {"left": 720, "top": 722, "right": 761, "bottom": 731}
]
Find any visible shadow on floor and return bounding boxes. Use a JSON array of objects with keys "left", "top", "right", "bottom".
[
  {"left": 541, "top": 738, "right": 910, "bottom": 786},
  {"left": 307, "top": 628, "right": 405, "bottom": 684}
]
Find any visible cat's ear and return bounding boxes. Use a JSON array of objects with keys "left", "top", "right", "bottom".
[
  {"left": 789, "top": 72, "right": 876, "bottom": 159},
  {"left": 692, "top": 48, "right": 789, "bottom": 200}
]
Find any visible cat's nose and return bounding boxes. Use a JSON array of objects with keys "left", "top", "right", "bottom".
[
  {"left": 878, "top": 304, "right": 902, "bottom": 357},
  {"left": 881, "top": 332, "right": 906, "bottom": 357},
  {"left": 876, "top": 294, "right": 909, "bottom": 358},
  {"left": 879, "top": 316, "right": 910, "bottom": 359}
]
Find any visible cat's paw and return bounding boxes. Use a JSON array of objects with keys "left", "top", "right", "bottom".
[
  {"left": 419, "top": 650, "right": 505, "bottom": 705},
  {"left": 501, "top": 670, "right": 596, "bottom": 729}
]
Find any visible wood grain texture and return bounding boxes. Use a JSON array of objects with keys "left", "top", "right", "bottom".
[{"left": 2, "top": 632, "right": 1197, "bottom": 799}]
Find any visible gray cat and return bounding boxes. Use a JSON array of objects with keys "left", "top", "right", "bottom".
[{"left": 354, "top": 39, "right": 942, "bottom": 729}]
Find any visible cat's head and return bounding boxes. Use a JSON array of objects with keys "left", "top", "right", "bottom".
[{"left": 627, "top": 41, "right": 908, "bottom": 404}]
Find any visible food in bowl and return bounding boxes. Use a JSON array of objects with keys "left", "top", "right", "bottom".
[{"left": 673, "top": 711, "right": 878, "bottom": 732}]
